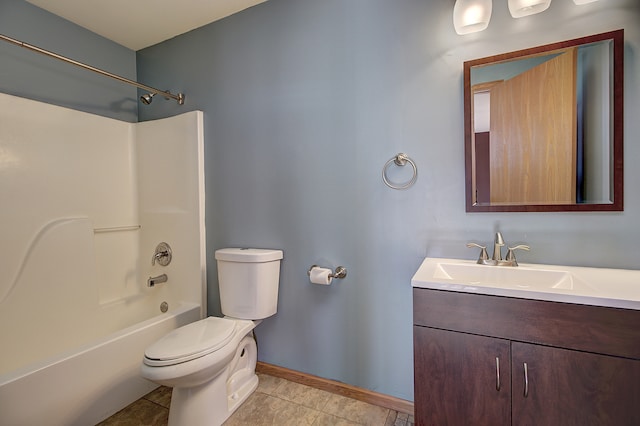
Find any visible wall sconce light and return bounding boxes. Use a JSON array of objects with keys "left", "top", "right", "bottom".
[
  {"left": 508, "top": 0, "right": 552, "bottom": 18},
  {"left": 453, "top": 0, "right": 493, "bottom": 35},
  {"left": 455, "top": 0, "right": 599, "bottom": 35}
]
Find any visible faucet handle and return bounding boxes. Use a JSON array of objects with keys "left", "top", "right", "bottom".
[
  {"left": 467, "top": 243, "right": 489, "bottom": 264},
  {"left": 505, "top": 245, "right": 530, "bottom": 266},
  {"left": 151, "top": 242, "right": 172, "bottom": 266}
]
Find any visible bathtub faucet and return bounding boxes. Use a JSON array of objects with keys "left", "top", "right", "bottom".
[
  {"left": 147, "top": 274, "right": 168, "bottom": 287},
  {"left": 151, "top": 242, "right": 172, "bottom": 266}
]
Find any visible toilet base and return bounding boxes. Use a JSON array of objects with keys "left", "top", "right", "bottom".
[{"left": 167, "top": 334, "right": 258, "bottom": 426}]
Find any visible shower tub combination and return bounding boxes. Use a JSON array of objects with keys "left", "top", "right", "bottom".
[
  {"left": 0, "top": 93, "right": 206, "bottom": 425},
  {"left": 0, "top": 301, "right": 201, "bottom": 425}
]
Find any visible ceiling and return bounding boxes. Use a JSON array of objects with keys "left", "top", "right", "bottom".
[{"left": 25, "top": 0, "right": 268, "bottom": 51}]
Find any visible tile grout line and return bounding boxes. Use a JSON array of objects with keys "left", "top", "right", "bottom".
[
  {"left": 142, "top": 396, "right": 171, "bottom": 411},
  {"left": 257, "top": 380, "right": 383, "bottom": 426},
  {"left": 257, "top": 362, "right": 414, "bottom": 415},
  {"left": 140, "top": 397, "right": 169, "bottom": 411},
  {"left": 106, "top": 374, "right": 406, "bottom": 425},
  {"left": 141, "top": 388, "right": 171, "bottom": 410},
  {"left": 254, "top": 388, "right": 327, "bottom": 425}
]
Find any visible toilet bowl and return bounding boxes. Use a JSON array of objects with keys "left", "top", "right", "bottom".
[
  {"left": 141, "top": 318, "right": 258, "bottom": 425},
  {"left": 140, "top": 248, "right": 283, "bottom": 426}
]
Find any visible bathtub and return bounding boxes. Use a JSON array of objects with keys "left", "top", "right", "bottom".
[
  {"left": 0, "top": 96, "right": 206, "bottom": 425},
  {"left": 0, "top": 302, "right": 201, "bottom": 426}
]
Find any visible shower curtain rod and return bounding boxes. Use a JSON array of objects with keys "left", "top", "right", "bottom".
[{"left": 1, "top": 33, "right": 185, "bottom": 105}]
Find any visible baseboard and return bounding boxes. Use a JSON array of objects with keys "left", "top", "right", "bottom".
[{"left": 256, "top": 362, "right": 414, "bottom": 415}]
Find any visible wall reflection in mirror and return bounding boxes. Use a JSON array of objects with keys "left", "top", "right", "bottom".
[{"left": 464, "top": 30, "right": 623, "bottom": 212}]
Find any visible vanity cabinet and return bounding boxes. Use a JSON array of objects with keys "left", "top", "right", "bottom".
[
  {"left": 414, "top": 326, "right": 511, "bottom": 425},
  {"left": 413, "top": 288, "right": 640, "bottom": 426}
]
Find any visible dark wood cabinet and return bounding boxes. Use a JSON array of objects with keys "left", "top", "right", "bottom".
[
  {"left": 511, "top": 342, "right": 640, "bottom": 426},
  {"left": 414, "top": 326, "right": 510, "bottom": 426},
  {"left": 413, "top": 288, "right": 640, "bottom": 426}
]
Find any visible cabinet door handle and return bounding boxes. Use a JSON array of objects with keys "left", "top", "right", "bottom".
[
  {"left": 495, "top": 357, "right": 501, "bottom": 391},
  {"left": 523, "top": 362, "right": 529, "bottom": 398}
]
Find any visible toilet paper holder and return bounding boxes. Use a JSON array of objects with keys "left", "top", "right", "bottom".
[{"left": 307, "top": 265, "right": 347, "bottom": 279}]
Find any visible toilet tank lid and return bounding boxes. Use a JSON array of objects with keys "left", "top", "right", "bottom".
[{"left": 215, "top": 248, "right": 283, "bottom": 263}]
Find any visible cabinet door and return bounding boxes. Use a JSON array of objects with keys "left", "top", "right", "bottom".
[
  {"left": 414, "top": 326, "right": 511, "bottom": 426},
  {"left": 512, "top": 342, "right": 640, "bottom": 426}
]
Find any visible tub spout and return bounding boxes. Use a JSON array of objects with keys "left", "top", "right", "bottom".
[{"left": 147, "top": 274, "right": 168, "bottom": 287}]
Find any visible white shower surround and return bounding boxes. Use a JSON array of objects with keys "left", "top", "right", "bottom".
[{"left": 0, "top": 93, "right": 206, "bottom": 425}]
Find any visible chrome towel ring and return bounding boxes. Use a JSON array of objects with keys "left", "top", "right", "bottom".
[{"left": 382, "top": 153, "right": 417, "bottom": 190}]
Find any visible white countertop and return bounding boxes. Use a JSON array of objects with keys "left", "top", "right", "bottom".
[{"left": 412, "top": 257, "right": 640, "bottom": 311}]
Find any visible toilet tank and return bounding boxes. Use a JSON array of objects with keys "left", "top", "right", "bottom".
[{"left": 214, "top": 248, "right": 283, "bottom": 320}]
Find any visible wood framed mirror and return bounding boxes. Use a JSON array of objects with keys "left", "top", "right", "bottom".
[{"left": 464, "top": 30, "right": 623, "bottom": 212}]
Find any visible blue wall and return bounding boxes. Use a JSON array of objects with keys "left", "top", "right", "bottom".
[
  {"left": 0, "top": 0, "right": 137, "bottom": 122},
  {"left": 137, "top": 0, "right": 640, "bottom": 401},
  {"left": 3, "top": 0, "right": 639, "bottom": 402},
  {"left": 135, "top": 0, "right": 640, "bottom": 401}
]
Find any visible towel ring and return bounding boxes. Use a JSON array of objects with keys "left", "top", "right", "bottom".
[{"left": 382, "top": 153, "right": 417, "bottom": 190}]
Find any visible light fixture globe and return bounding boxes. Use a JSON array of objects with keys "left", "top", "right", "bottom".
[
  {"left": 454, "top": 0, "right": 493, "bottom": 35},
  {"left": 508, "top": 0, "right": 552, "bottom": 18}
]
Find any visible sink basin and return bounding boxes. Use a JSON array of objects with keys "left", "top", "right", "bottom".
[
  {"left": 433, "top": 262, "right": 573, "bottom": 290},
  {"left": 412, "top": 258, "right": 640, "bottom": 310}
]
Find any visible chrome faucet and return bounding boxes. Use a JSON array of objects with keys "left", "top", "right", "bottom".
[
  {"left": 151, "top": 242, "right": 172, "bottom": 266},
  {"left": 147, "top": 274, "right": 168, "bottom": 287},
  {"left": 492, "top": 232, "right": 505, "bottom": 261},
  {"left": 467, "top": 232, "right": 530, "bottom": 266}
]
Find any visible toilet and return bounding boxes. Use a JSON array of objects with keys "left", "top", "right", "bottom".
[{"left": 140, "top": 248, "right": 283, "bottom": 426}]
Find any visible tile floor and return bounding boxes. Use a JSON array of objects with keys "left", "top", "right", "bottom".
[{"left": 99, "top": 373, "right": 414, "bottom": 426}]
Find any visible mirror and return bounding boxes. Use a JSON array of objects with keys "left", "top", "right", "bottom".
[{"left": 464, "top": 30, "right": 623, "bottom": 212}]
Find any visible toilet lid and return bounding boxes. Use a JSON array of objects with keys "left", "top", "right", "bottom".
[{"left": 144, "top": 317, "right": 236, "bottom": 365}]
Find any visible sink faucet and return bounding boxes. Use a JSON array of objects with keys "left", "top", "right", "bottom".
[
  {"left": 492, "top": 232, "right": 505, "bottom": 261},
  {"left": 467, "top": 232, "right": 530, "bottom": 266}
]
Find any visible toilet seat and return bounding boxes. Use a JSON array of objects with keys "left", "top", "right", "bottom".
[{"left": 144, "top": 317, "right": 237, "bottom": 367}]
